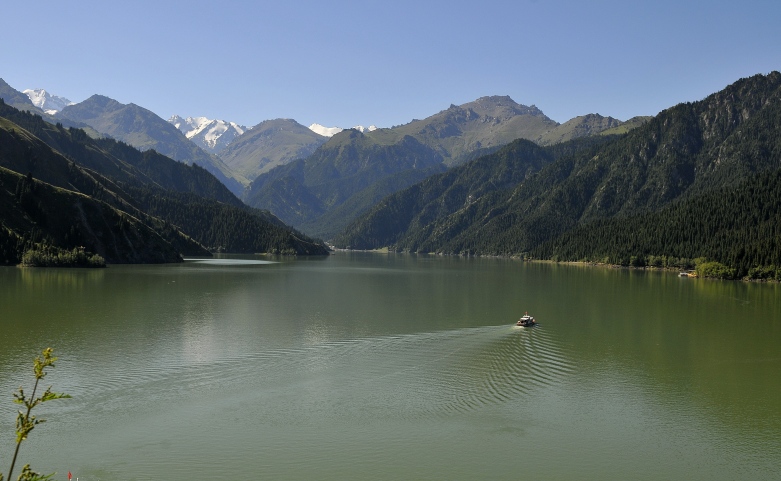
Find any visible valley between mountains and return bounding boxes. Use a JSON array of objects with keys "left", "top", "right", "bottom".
[{"left": 1, "top": 73, "right": 780, "bottom": 280}]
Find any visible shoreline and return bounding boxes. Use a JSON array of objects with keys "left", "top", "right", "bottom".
[
  {"left": 526, "top": 258, "right": 780, "bottom": 283},
  {"left": 332, "top": 248, "right": 779, "bottom": 283}
]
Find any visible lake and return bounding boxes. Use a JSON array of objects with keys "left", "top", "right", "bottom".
[{"left": 1, "top": 253, "right": 780, "bottom": 480}]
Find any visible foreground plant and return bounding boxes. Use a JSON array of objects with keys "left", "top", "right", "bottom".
[{"left": 2, "top": 348, "right": 70, "bottom": 481}]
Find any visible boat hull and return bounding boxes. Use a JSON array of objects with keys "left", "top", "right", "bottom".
[{"left": 516, "top": 314, "right": 537, "bottom": 327}]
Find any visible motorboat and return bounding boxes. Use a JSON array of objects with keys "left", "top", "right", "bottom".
[{"left": 516, "top": 312, "right": 537, "bottom": 327}]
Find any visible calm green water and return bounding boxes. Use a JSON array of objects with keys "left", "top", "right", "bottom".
[{"left": 1, "top": 253, "right": 779, "bottom": 480}]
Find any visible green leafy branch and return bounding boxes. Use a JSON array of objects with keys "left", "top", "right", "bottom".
[{"left": 3, "top": 348, "right": 71, "bottom": 481}]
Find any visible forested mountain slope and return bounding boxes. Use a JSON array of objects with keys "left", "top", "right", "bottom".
[
  {"left": 244, "top": 129, "right": 446, "bottom": 238},
  {"left": 244, "top": 95, "right": 642, "bottom": 239},
  {"left": 334, "top": 135, "right": 614, "bottom": 249},
  {"left": 1, "top": 101, "right": 242, "bottom": 205},
  {"left": 0, "top": 101, "right": 329, "bottom": 263},
  {"left": 335, "top": 72, "right": 781, "bottom": 278},
  {"left": 0, "top": 115, "right": 207, "bottom": 264},
  {"left": 533, "top": 166, "right": 781, "bottom": 279}
]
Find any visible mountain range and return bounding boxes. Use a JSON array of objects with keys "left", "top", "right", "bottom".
[
  {"left": 52, "top": 95, "right": 246, "bottom": 196},
  {"left": 241, "top": 95, "right": 644, "bottom": 238},
  {"left": 23, "top": 88, "right": 74, "bottom": 114},
  {"left": 4, "top": 78, "right": 641, "bottom": 185},
  {"left": 0, "top": 80, "right": 103, "bottom": 137},
  {"left": 334, "top": 72, "right": 781, "bottom": 279},
  {"left": 168, "top": 115, "right": 247, "bottom": 154},
  {"left": 0, "top": 97, "right": 329, "bottom": 265},
  {"left": 2, "top": 72, "right": 780, "bottom": 278},
  {"left": 244, "top": 128, "right": 448, "bottom": 237},
  {"left": 6, "top": 77, "right": 652, "bottom": 241}
]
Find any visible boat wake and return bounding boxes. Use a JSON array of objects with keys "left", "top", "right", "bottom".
[{"left": 57, "top": 324, "right": 575, "bottom": 425}]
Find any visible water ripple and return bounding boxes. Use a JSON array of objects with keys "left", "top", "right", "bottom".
[{"left": 60, "top": 324, "right": 575, "bottom": 425}]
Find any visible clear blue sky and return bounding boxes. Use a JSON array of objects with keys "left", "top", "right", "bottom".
[{"left": 2, "top": 0, "right": 779, "bottom": 129}]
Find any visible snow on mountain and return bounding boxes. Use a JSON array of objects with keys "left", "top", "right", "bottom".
[
  {"left": 23, "top": 88, "right": 74, "bottom": 114},
  {"left": 308, "top": 123, "right": 343, "bottom": 137},
  {"left": 308, "top": 123, "right": 377, "bottom": 137},
  {"left": 168, "top": 115, "right": 246, "bottom": 154}
]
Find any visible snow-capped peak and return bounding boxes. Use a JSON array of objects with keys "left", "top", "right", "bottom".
[
  {"left": 23, "top": 88, "right": 74, "bottom": 114},
  {"left": 168, "top": 115, "right": 247, "bottom": 154},
  {"left": 309, "top": 123, "right": 343, "bottom": 137},
  {"left": 309, "top": 123, "right": 377, "bottom": 137}
]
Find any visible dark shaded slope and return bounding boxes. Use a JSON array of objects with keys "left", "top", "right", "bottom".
[
  {"left": 450, "top": 71, "right": 781, "bottom": 256},
  {"left": 0, "top": 103, "right": 329, "bottom": 259},
  {"left": 302, "top": 165, "right": 446, "bottom": 240},
  {"left": 244, "top": 96, "right": 585, "bottom": 239},
  {"left": 0, "top": 120, "right": 206, "bottom": 264},
  {"left": 533, "top": 167, "right": 781, "bottom": 279},
  {"left": 244, "top": 129, "right": 444, "bottom": 236},
  {"left": 1, "top": 100, "right": 240, "bottom": 204},
  {"left": 333, "top": 138, "right": 561, "bottom": 249},
  {"left": 0, "top": 166, "right": 204, "bottom": 265},
  {"left": 335, "top": 72, "right": 781, "bottom": 268},
  {"left": 0, "top": 78, "right": 39, "bottom": 112}
]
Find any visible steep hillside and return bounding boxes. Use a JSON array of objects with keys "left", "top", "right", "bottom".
[
  {"left": 0, "top": 79, "right": 105, "bottom": 137},
  {"left": 0, "top": 166, "right": 204, "bottom": 265},
  {"left": 532, "top": 166, "right": 781, "bottom": 278},
  {"left": 0, "top": 78, "right": 40, "bottom": 112},
  {"left": 0, "top": 100, "right": 241, "bottom": 206},
  {"left": 219, "top": 118, "right": 327, "bottom": 180},
  {"left": 0, "top": 117, "right": 207, "bottom": 264},
  {"left": 244, "top": 129, "right": 445, "bottom": 238},
  {"left": 335, "top": 72, "right": 781, "bottom": 277},
  {"left": 244, "top": 96, "right": 572, "bottom": 238},
  {"left": 333, "top": 136, "right": 611, "bottom": 249},
  {"left": 304, "top": 165, "right": 446, "bottom": 240},
  {"left": 56, "top": 95, "right": 246, "bottom": 195},
  {"left": 0, "top": 102, "right": 330, "bottom": 261}
]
